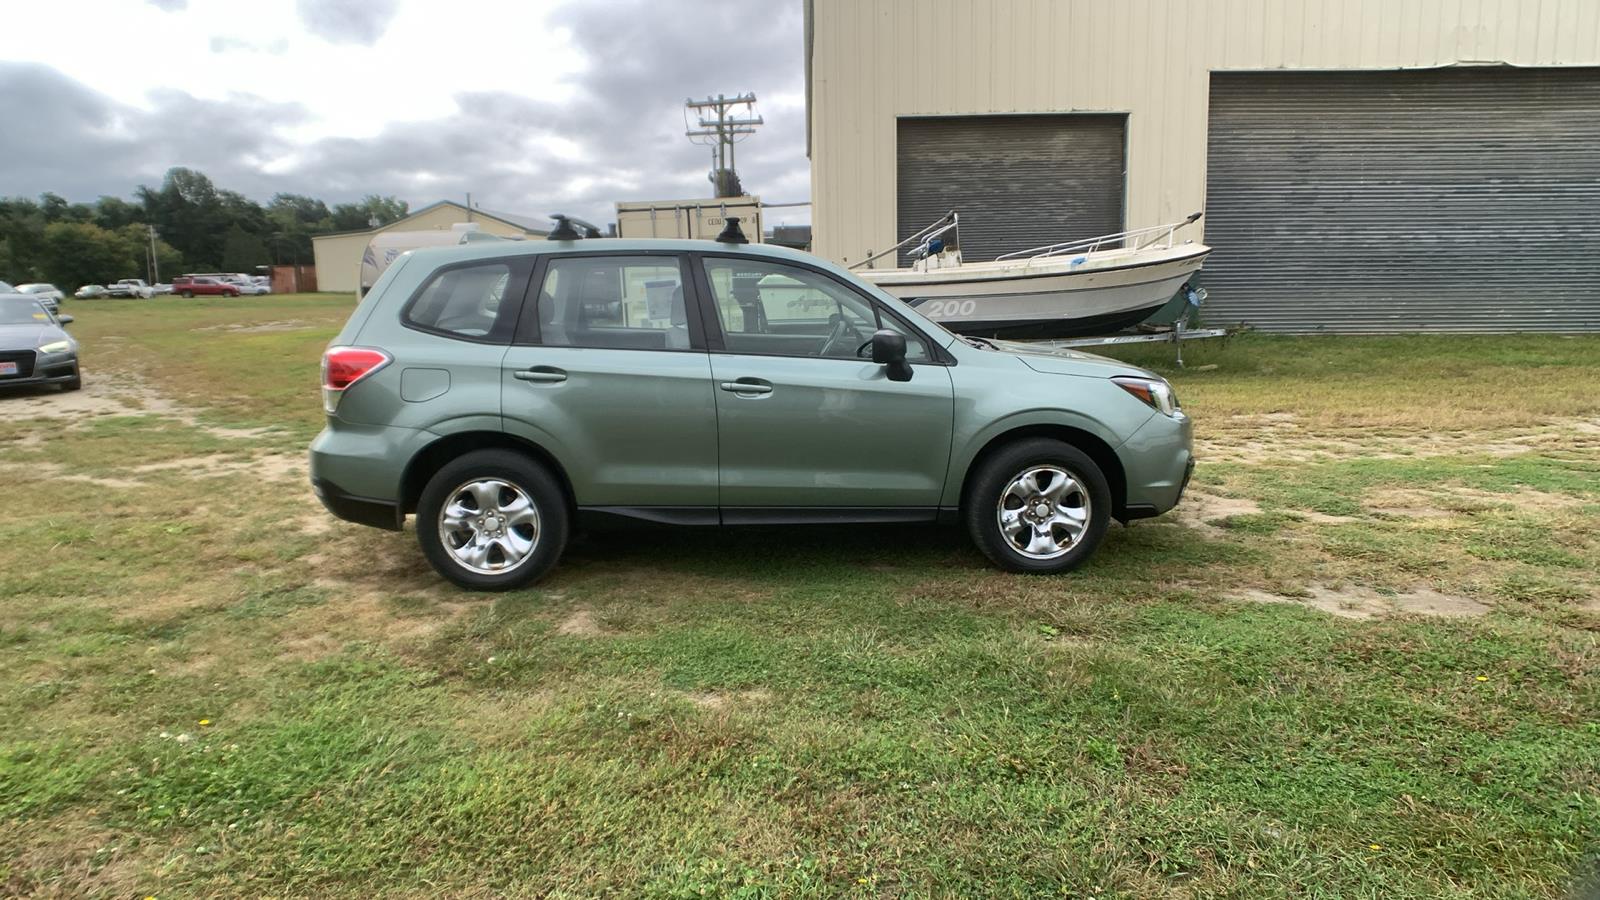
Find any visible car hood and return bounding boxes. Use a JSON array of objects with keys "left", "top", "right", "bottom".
[
  {"left": 0, "top": 323, "right": 67, "bottom": 349},
  {"left": 986, "top": 338, "right": 1159, "bottom": 379}
]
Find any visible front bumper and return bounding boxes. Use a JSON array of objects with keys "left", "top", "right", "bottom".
[
  {"left": 0, "top": 354, "right": 78, "bottom": 389},
  {"left": 1117, "top": 410, "right": 1195, "bottom": 520}
]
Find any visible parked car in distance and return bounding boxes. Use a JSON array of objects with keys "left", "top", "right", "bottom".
[
  {"left": 172, "top": 275, "right": 241, "bottom": 298},
  {"left": 152, "top": 283, "right": 173, "bottom": 295},
  {"left": 15, "top": 284, "right": 64, "bottom": 314},
  {"left": 0, "top": 294, "right": 79, "bottom": 391},
  {"left": 75, "top": 284, "right": 108, "bottom": 299},
  {"left": 107, "top": 279, "right": 155, "bottom": 299},
  {"left": 310, "top": 237, "right": 1195, "bottom": 590},
  {"left": 226, "top": 276, "right": 270, "bottom": 295}
]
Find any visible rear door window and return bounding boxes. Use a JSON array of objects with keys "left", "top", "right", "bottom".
[{"left": 530, "top": 255, "right": 696, "bottom": 351}]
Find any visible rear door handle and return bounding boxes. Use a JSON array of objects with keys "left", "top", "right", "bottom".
[
  {"left": 719, "top": 379, "right": 773, "bottom": 395},
  {"left": 513, "top": 366, "right": 567, "bottom": 384}
]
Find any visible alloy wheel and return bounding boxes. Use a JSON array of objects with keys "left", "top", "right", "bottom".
[
  {"left": 437, "top": 478, "right": 541, "bottom": 575},
  {"left": 995, "top": 465, "right": 1091, "bottom": 560}
]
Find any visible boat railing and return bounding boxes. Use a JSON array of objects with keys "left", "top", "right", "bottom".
[
  {"left": 848, "top": 211, "right": 960, "bottom": 270},
  {"left": 994, "top": 211, "right": 1203, "bottom": 262}
]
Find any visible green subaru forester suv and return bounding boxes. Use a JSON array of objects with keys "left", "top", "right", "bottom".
[{"left": 310, "top": 233, "right": 1193, "bottom": 590}]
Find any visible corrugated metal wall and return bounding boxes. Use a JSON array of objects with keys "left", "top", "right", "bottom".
[
  {"left": 809, "top": 0, "right": 1600, "bottom": 272},
  {"left": 894, "top": 115, "right": 1125, "bottom": 265},
  {"left": 1204, "top": 68, "right": 1600, "bottom": 332}
]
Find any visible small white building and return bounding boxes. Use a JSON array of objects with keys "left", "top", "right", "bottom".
[
  {"left": 312, "top": 201, "right": 547, "bottom": 294},
  {"left": 804, "top": 0, "right": 1600, "bottom": 332}
]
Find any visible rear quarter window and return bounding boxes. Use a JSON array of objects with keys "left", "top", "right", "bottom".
[{"left": 402, "top": 261, "right": 520, "bottom": 343}]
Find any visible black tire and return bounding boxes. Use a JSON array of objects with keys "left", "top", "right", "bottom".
[
  {"left": 964, "top": 438, "right": 1112, "bottom": 574},
  {"left": 415, "top": 449, "right": 568, "bottom": 591},
  {"left": 62, "top": 368, "right": 82, "bottom": 392},
  {"left": 182, "top": 290, "right": 194, "bottom": 298}
]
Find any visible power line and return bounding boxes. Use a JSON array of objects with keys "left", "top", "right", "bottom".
[{"left": 685, "top": 93, "right": 763, "bottom": 198}]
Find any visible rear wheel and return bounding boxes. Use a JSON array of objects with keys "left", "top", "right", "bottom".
[
  {"left": 415, "top": 449, "right": 568, "bottom": 590},
  {"left": 965, "top": 438, "right": 1111, "bottom": 574}
]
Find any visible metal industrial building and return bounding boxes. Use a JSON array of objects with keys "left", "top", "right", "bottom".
[
  {"left": 804, "top": 0, "right": 1600, "bottom": 332},
  {"left": 311, "top": 201, "right": 547, "bottom": 294}
]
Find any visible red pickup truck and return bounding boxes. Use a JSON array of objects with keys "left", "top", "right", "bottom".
[{"left": 172, "top": 276, "right": 241, "bottom": 298}]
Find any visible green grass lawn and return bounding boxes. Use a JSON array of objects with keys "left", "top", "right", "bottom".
[{"left": 1, "top": 295, "right": 1597, "bottom": 897}]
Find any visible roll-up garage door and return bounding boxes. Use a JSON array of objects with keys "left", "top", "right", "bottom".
[
  {"left": 896, "top": 114, "right": 1126, "bottom": 265},
  {"left": 1203, "top": 67, "right": 1600, "bottom": 333}
]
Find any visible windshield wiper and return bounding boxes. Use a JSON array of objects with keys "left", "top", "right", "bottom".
[{"left": 961, "top": 335, "right": 998, "bottom": 350}]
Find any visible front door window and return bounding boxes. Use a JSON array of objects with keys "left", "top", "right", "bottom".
[{"left": 701, "top": 258, "right": 929, "bottom": 361}]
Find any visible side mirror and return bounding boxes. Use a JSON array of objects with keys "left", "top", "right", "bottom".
[
  {"left": 57, "top": 314, "right": 74, "bottom": 325},
  {"left": 870, "top": 329, "right": 913, "bottom": 382}
]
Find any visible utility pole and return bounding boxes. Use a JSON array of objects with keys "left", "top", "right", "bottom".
[
  {"left": 685, "top": 93, "right": 763, "bottom": 198},
  {"left": 148, "top": 225, "right": 160, "bottom": 283}
]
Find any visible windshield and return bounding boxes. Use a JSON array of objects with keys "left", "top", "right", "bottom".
[{"left": 0, "top": 296, "right": 51, "bottom": 325}]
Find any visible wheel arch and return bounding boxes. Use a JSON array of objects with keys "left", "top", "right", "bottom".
[
  {"left": 400, "top": 431, "right": 577, "bottom": 521},
  {"left": 958, "top": 424, "right": 1129, "bottom": 522}
]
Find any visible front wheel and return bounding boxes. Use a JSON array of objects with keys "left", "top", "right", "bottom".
[
  {"left": 415, "top": 449, "right": 568, "bottom": 590},
  {"left": 182, "top": 290, "right": 194, "bottom": 298},
  {"left": 964, "top": 438, "right": 1112, "bottom": 574}
]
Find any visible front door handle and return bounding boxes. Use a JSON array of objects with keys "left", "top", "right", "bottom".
[
  {"left": 513, "top": 366, "right": 567, "bottom": 384},
  {"left": 719, "top": 379, "right": 773, "bottom": 395}
]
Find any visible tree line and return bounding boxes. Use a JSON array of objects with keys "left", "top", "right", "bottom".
[{"left": 0, "top": 167, "right": 408, "bottom": 289}]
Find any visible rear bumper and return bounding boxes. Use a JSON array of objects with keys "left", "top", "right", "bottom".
[
  {"left": 311, "top": 477, "right": 402, "bottom": 531},
  {"left": 308, "top": 420, "right": 424, "bottom": 531}
]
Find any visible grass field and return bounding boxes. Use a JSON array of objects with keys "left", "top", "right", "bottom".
[{"left": 2, "top": 293, "right": 1597, "bottom": 898}]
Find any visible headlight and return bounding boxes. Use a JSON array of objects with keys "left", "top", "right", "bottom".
[
  {"left": 38, "top": 340, "right": 73, "bottom": 354},
  {"left": 1112, "top": 376, "right": 1180, "bottom": 417}
]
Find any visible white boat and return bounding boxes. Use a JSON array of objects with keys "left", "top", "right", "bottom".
[{"left": 856, "top": 212, "right": 1210, "bottom": 339}]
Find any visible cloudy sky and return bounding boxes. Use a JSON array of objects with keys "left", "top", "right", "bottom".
[{"left": 1, "top": 0, "right": 810, "bottom": 227}]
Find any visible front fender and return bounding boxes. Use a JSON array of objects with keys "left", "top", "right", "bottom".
[{"left": 941, "top": 406, "right": 1139, "bottom": 506}]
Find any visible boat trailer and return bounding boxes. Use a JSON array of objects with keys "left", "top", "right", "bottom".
[{"left": 1016, "top": 283, "right": 1233, "bottom": 368}]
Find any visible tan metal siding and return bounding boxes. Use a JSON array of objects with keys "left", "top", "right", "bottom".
[
  {"left": 310, "top": 232, "right": 373, "bottom": 294},
  {"left": 810, "top": 0, "right": 1600, "bottom": 266}
]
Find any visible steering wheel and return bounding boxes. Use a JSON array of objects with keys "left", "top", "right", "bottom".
[{"left": 816, "top": 314, "right": 856, "bottom": 358}]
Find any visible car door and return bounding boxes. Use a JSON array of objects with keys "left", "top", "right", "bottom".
[
  {"left": 694, "top": 254, "right": 955, "bottom": 515},
  {"left": 500, "top": 252, "right": 720, "bottom": 512}
]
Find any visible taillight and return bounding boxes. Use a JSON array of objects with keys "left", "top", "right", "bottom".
[{"left": 321, "top": 346, "right": 391, "bottom": 414}]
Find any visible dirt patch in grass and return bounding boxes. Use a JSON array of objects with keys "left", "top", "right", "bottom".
[
  {"left": 1172, "top": 491, "right": 1261, "bottom": 532},
  {"left": 194, "top": 320, "right": 313, "bottom": 334},
  {"left": 1236, "top": 583, "right": 1492, "bottom": 620},
  {"left": 292, "top": 580, "right": 473, "bottom": 651},
  {"left": 687, "top": 688, "right": 772, "bottom": 710},
  {"left": 0, "top": 460, "right": 145, "bottom": 490},
  {"left": 555, "top": 608, "right": 605, "bottom": 637},
  {"left": 0, "top": 369, "right": 284, "bottom": 446},
  {"left": 0, "top": 451, "right": 303, "bottom": 492},
  {"left": 130, "top": 452, "right": 303, "bottom": 482},
  {"left": 1200, "top": 413, "right": 1600, "bottom": 465},
  {"left": 1365, "top": 485, "right": 1586, "bottom": 519}
]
